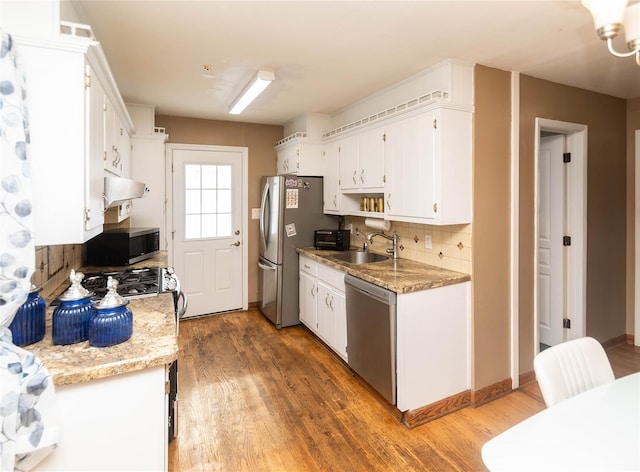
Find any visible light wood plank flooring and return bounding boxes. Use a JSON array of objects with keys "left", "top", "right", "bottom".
[{"left": 169, "top": 309, "right": 640, "bottom": 471}]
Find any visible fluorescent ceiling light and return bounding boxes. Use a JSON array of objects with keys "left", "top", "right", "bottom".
[{"left": 229, "top": 69, "right": 275, "bottom": 114}]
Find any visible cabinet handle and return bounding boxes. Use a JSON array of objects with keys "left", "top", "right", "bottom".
[
  {"left": 387, "top": 193, "right": 392, "bottom": 210},
  {"left": 360, "top": 169, "right": 365, "bottom": 184},
  {"left": 329, "top": 295, "right": 334, "bottom": 311},
  {"left": 311, "top": 285, "right": 316, "bottom": 297},
  {"left": 304, "top": 264, "right": 311, "bottom": 270},
  {"left": 332, "top": 195, "right": 337, "bottom": 207},
  {"left": 352, "top": 170, "right": 357, "bottom": 185},
  {"left": 325, "top": 293, "right": 331, "bottom": 307}
]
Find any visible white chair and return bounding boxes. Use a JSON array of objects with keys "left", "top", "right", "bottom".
[{"left": 533, "top": 336, "right": 615, "bottom": 407}]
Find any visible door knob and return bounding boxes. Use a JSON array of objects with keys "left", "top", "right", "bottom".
[{"left": 231, "top": 241, "right": 240, "bottom": 246}]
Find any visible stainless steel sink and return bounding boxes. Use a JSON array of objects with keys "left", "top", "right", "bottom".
[{"left": 332, "top": 251, "right": 389, "bottom": 264}]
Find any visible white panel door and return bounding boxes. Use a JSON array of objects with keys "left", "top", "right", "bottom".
[
  {"left": 538, "top": 135, "right": 564, "bottom": 346},
  {"left": 172, "top": 147, "right": 244, "bottom": 318}
]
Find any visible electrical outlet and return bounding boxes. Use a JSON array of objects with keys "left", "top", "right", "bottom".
[
  {"left": 424, "top": 233, "right": 432, "bottom": 249},
  {"left": 251, "top": 208, "right": 260, "bottom": 219},
  {"left": 346, "top": 223, "right": 353, "bottom": 232}
]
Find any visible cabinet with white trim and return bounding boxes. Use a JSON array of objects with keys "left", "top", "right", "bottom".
[
  {"left": 275, "top": 139, "right": 324, "bottom": 176},
  {"left": 14, "top": 25, "right": 133, "bottom": 245},
  {"left": 339, "top": 128, "right": 385, "bottom": 192},
  {"left": 384, "top": 107, "right": 471, "bottom": 225},
  {"left": 396, "top": 281, "right": 470, "bottom": 412},
  {"left": 322, "top": 140, "right": 341, "bottom": 214},
  {"left": 299, "top": 256, "right": 347, "bottom": 360}
]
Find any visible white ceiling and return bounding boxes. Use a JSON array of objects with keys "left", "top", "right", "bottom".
[{"left": 70, "top": 0, "right": 640, "bottom": 127}]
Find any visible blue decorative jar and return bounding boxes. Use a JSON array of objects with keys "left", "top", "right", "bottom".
[
  {"left": 52, "top": 270, "right": 95, "bottom": 345},
  {"left": 9, "top": 286, "right": 46, "bottom": 346},
  {"left": 89, "top": 276, "right": 133, "bottom": 348}
]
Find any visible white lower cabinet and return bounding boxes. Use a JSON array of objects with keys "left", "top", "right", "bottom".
[
  {"left": 299, "top": 256, "right": 347, "bottom": 361},
  {"left": 396, "top": 281, "right": 470, "bottom": 412},
  {"left": 36, "top": 365, "right": 168, "bottom": 471}
]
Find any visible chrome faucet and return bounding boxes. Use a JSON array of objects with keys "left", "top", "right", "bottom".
[{"left": 366, "top": 231, "right": 398, "bottom": 259}]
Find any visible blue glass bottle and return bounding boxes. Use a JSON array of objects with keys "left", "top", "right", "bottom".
[
  {"left": 52, "top": 270, "right": 95, "bottom": 345},
  {"left": 9, "top": 286, "right": 46, "bottom": 346},
  {"left": 89, "top": 276, "right": 133, "bottom": 348}
]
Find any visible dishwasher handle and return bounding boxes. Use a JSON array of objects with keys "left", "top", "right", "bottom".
[{"left": 344, "top": 274, "right": 396, "bottom": 306}]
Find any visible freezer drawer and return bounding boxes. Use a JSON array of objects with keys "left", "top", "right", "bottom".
[{"left": 258, "top": 256, "right": 281, "bottom": 327}]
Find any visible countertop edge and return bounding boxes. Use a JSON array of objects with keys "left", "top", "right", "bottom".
[{"left": 297, "top": 247, "right": 471, "bottom": 293}]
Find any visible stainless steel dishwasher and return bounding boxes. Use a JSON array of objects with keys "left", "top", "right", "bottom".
[{"left": 344, "top": 274, "right": 397, "bottom": 405}]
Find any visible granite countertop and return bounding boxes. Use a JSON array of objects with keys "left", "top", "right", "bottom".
[
  {"left": 25, "top": 252, "right": 178, "bottom": 387},
  {"left": 297, "top": 247, "right": 470, "bottom": 293}
]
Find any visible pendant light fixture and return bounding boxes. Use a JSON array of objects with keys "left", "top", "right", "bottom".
[
  {"left": 229, "top": 69, "right": 275, "bottom": 115},
  {"left": 582, "top": 0, "right": 640, "bottom": 65}
]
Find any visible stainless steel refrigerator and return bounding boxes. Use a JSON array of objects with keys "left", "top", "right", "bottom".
[{"left": 258, "top": 175, "right": 337, "bottom": 328}]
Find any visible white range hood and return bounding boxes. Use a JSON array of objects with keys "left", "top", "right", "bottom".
[{"left": 104, "top": 176, "right": 146, "bottom": 208}]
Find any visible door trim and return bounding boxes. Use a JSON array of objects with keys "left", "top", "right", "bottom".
[
  {"left": 533, "top": 119, "right": 588, "bottom": 353},
  {"left": 635, "top": 130, "right": 640, "bottom": 347},
  {"left": 165, "top": 143, "right": 249, "bottom": 311}
]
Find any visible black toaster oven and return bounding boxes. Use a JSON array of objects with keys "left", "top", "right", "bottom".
[{"left": 314, "top": 229, "right": 351, "bottom": 251}]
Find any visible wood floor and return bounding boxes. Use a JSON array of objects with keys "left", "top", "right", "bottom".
[{"left": 169, "top": 309, "right": 640, "bottom": 472}]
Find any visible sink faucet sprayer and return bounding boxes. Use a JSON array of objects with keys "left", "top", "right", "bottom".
[{"left": 366, "top": 231, "right": 398, "bottom": 259}]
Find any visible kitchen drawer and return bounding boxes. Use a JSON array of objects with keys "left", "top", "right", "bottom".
[
  {"left": 317, "top": 263, "right": 346, "bottom": 292},
  {"left": 299, "top": 256, "right": 317, "bottom": 276}
]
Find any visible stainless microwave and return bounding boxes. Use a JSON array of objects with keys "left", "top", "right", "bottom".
[{"left": 86, "top": 227, "right": 160, "bottom": 266}]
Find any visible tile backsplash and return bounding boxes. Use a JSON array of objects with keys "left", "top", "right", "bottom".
[
  {"left": 345, "top": 216, "right": 472, "bottom": 274},
  {"left": 34, "top": 244, "right": 85, "bottom": 299}
]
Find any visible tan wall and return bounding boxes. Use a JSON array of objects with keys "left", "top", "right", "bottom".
[
  {"left": 156, "top": 115, "right": 283, "bottom": 304},
  {"left": 472, "top": 66, "right": 513, "bottom": 389},
  {"left": 519, "top": 76, "right": 627, "bottom": 373},
  {"left": 627, "top": 99, "right": 640, "bottom": 337}
]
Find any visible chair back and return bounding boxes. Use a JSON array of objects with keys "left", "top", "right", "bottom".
[{"left": 533, "top": 336, "right": 614, "bottom": 407}]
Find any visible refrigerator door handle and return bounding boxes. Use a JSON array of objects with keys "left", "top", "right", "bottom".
[
  {"left": 259, "top": 181, "right": 270, "bottom": 252},
  {"left": 258, "top": 261, "right": 276, "bottom": 271}
]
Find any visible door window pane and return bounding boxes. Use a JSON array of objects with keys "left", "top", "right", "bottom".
[{"left": 184, "top": 164, "right": 233, "bottom": 240}]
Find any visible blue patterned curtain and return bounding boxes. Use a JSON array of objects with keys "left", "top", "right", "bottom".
[{"left": 0, "top": 30, "right": 58, "bottom": 471}]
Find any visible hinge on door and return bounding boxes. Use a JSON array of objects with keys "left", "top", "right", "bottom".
[
  {"left": 84, "top": 208, "right": 90, "bottom": 222},
  {"left": 433, "top": 119, "right": 438, "bottom": 129},
  {"left": 84, "top": 73, "right": 91, "bottom": 88},
  {"left": 563, "top": 236, "right": 572, "bottom": 246},
  {"left": 382, "top": 133, "right": 386, "bottom": 142},
  {"left": 563, "top": 152, "right": 571, "bottom": 163},
  {"left": 563, "top": 318, "right": 571, "bottom": 329},
  {"left": 383, "top": 174, "right": 386, "bottom": 183},
  {"left": 433, "top": 202, "right": 438, "bottom": 213}
]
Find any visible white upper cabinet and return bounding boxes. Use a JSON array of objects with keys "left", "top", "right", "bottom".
[
  {"left": 322, "top": 141, "right": 341, "bottom": 214},
  {"left": 275, "top": 139, "right": 323, "bottom": 176},
  {"left": 339, "top": 128, "right": 385, "bottom": 192},
  {"left": 14, "top": 25, "right": 133, "bottom": 244},
  {"left": 385, "top": 108, "right": 471, "bottom": 225}
]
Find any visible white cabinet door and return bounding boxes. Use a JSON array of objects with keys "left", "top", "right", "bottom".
[
  {"left": 338, "top": 130, "right": 385, "bottom": 192},
  {"left": 116, "top": 112, "right": 131, "bottom": 177},
  {"left": 323, "top": 141, "right": 341, "bottom": 214},
  {"left": 384, "top": 108, "right": 471, "bottom": 225},
  {"left": 276, "top": 141, "right": 323, "bottom": 175},
  {"left": 333, "top": 289, "right": 347, "bottom": 360},
  {"left": 277, "top": 143, "right": 296, "bottom": 175},
  {"left": 299, "top": 270, "right": 318, "bottom": 329},
  {"left": 358, "top": 127, "right": 385, "bottom": 190},
  {"left": 317, "top": 280, "right": 335, "bottom": 344},
  {"left": 86, "top": 63, "right": 106, "bottom": 234},
  {"left": 338, "top": 135, "right": 359, "bottom": 190},
  {"left": 385, "top": 114, "right": 436, "bottom": 220}
]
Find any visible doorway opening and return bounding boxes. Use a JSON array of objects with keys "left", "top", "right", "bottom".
[{"left": 534, "top": 119, "right": 588, "bottom": 354}]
